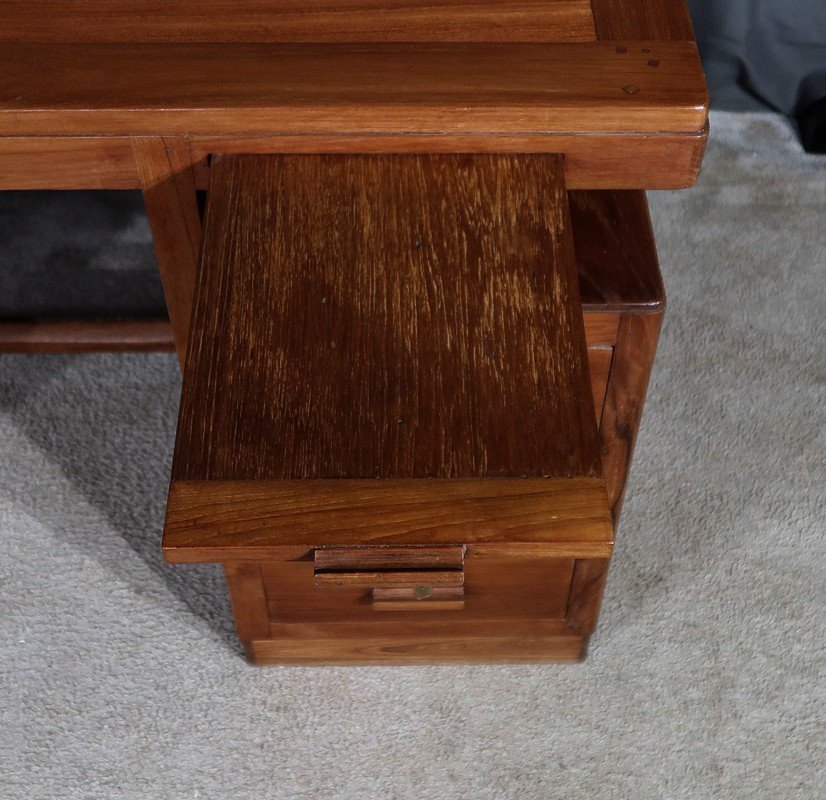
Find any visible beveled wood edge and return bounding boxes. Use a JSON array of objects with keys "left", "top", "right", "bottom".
[
  {"left": 163, "top": 477, "right": 613, "bottom": 563},
  {"left": 0, "top": 127, "right": 708, "bottom": 191},
  {"left": 0, "top": 41, "right": 708, "bottom": 137}
]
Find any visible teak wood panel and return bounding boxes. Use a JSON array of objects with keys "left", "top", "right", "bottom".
[
  {"left": 0, "top": 132, "right": 708, "bottom": 191},
  {"left": 0, "top": 42, "right": 707, "bottom": 136},
  {"left": 0, "top": 0, "right": 597, "bottom": 43},
  {"left": 163, "top": 478, "right": 613, "bottom": 562},
  {"left": 263, "top": 555, "right": 575, "bottom": 624},
  {"left": 173, "top": 153, "right": 600, "bottom": 483},
  {"left": 133, "top": 137, "right": 201, "bottom": 368},
  {"left": 590, "top": 0, "right": 694, "bottom": 41},
  {"left": 250, "top": 621, "right": 586, "bottom": 664}
]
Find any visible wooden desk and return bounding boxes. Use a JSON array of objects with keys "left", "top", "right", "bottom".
[{"left": 0, "top": 0, "right": 707, "bottom": 663}]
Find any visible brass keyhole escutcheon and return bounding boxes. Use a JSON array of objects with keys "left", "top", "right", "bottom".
[{"left": 413, "top": 585, "right": 433, "bottom": 600}]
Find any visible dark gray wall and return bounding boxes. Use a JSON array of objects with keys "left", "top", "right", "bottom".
[{"left": 688, "top": 0, "right": 826, "bottom": 115}]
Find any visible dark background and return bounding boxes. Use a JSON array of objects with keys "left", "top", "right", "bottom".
[{"left": 689, "top": 0, "right": 826, "bottom": 150}]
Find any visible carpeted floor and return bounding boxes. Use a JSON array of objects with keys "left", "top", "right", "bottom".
[{"left": 1, "top": 112, "right": 824, "bottom": 799}]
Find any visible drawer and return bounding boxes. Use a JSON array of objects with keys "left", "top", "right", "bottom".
[{"left": 263, "top": 547, "right": 575, "bottom": 625}]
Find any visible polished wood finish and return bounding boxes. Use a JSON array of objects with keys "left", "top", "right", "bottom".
[
  {"left": 372, "top": 586, "right": 465, "bottom": 611},
  {"left": 571, "top": 190, "right": 665, "bottom": 309},
  {"left": 314, "top": 571, "right": 465, "bottom": 589},
  {"left": 189, "top": 130, "right": 708, "bottom": 190},
  {"left": 588, "top": 347, "right": 614, "bottom": 423},
  {"left": 0, "top": 131, "right": 707, "bottom": 192},
  {"left": 601, "top": 311, "right": 664, "bottom": 523},
  {"left": 133, "top": 137, "right": 201, "bottom": 367},
  {"left": 164, "top": 479, "right": 612, "bottom": 562},
  {"left": 250, "top": 621, "right": 585, "bottom": 664},
  {"left": 0, "top": 0, "right": 597, "bottom": 43},
  {"left": 0, "top": 136, "right": 139, "bottom": 190},
  {"left": 224, "top": 562, "right": 271, "bottom": 641},
  {"left": 0, "top": 42, "right": 707, "bottom": 137},
  {"left": 314, "top": 546, "right": 465, "bottom": 572},
  {"left": 173, "top": 153, "right": 599, "bottom": 483},
  {"left": 590, "top": 0, "right": 694, "bottom": 41},
  {"left": 264, "top": 556, "right": 575, "bottom": 624},
  {"left": 564, "top": 557, "right": 610, "bottom": 635}
]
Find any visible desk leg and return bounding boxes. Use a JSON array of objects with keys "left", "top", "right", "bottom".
[
  {"left": 601, "top": 310, "right": 664, "bottom": 525},
  {"left": 133, "top": 136, "right": 201, "bottom": 370}
]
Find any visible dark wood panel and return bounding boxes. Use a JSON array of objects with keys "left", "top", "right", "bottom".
[
  {"left": 0, "top": 0, "right": 596, "bottom": 43},
  {"left": 570, "top": 190, "right": 665, "bottom": 309},
  {"left": 590, "top": 0, "right": 695, "bottom": 41},
  {"left": 174, "top": 153, "right": 600, "bottom": 482},
  {"left": 0, "top": 43, "right": 708, "bottom": 136}
]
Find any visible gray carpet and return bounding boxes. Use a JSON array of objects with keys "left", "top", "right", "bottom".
[{"left": 1, "top": 112, "right": 824, "bottom": 799}]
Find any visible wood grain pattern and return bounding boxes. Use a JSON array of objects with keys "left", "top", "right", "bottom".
[
  {"left": 192, "top": 129, "right": 708, "bottom": 190},
  {"left": 0, "top": 0, "right": 596, "bottom": 43},
  {"left": 583, "top": 314, "right": 620, "bottom": 344},
  {"left": 588, "top": 347, "right": 613, "bottom": 423},
  {"left": 0, "top": 130, "right": 708, "bottom": 191},
  {"left": 571, "top": 190, "right": 665, "bottom": 309},
  {"left": 250, "top": 622, "right": 585, "bottom": 663},
  {"left": 224, "top": 562, "right": 271, "bottom": 640},
  {"left": 0, "top": 136, "right": 139, "bottom": 189},
  {"left": 314, "top": 546, "right": 465, "bottom": 571},
  {"left": 133, "top": 136, "right": 201, "bottom": 368},
  {"left": 0, "top": 43, "right": 708, "bottom": 136},
  {"left": 264, "top": 557, "right": 575, "bottom": 623},
  {"left": 564, "top": 557, "right": 610, "bottom": 634},
  {"left": 601, "top": 311, "right": 664, "bottom": 522},
  {"left": 313, "top": 571, "right": 464, "bottom": 588},
  {"left": 174, "top": 153, "right": 599, "bottom": 482},
  {"left": 372, "top": 586, "right": 465, "bottom": 611},
  {"left": 163, "top": 479, "right": 613, "bottom": 562},
  {"left": 590, "top": 0, "right": 694, "bottom": 41}
]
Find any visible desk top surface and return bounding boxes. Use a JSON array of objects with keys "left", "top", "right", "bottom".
[{"left": 0, "top": 0, "right": 707, "bottom": 142}]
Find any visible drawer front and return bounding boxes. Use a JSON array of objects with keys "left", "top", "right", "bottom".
[{"left": 262, "top": 551, "right": 575, "bottom": 625}]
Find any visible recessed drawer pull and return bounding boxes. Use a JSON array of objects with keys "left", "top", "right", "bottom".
[
  {"left": 313, "top": 570, "right": 464, "bottom": 589},
  {"left": 372, "top": 586, "right": 465, "bottom": 612},
  {"left": 313, "top": 546, "right": 465, "bottom": 589},
  {"left": 314, "top": 546, "right": 464, "bottom": 572}
]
